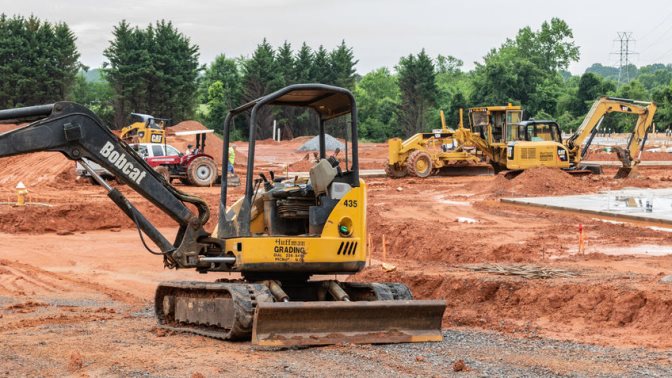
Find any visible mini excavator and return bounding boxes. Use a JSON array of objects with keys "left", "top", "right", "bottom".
[{"left": 0, "top": 84, "right": 446, "bottom": 346}]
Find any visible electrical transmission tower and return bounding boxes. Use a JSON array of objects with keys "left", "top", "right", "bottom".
[{"left": 611, "top": 32, "right": 637, "bottom": 86}]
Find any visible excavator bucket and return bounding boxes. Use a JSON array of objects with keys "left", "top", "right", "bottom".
[
  {"left": 251, "top": 300, "right": 446, "bottom": 347},
  {"left": 615, "top": 166, "right": 640, "bottom": 179}
]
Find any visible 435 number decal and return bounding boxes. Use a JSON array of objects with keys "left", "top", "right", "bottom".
[{"left": 343, "top": 199, "right": 358, "bottom": 208}]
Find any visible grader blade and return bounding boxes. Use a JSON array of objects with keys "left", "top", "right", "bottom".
[
  {"left": 251, "top": 300, "right": 446, "bottom": 347},
  {"left": 437, "top": 165, "right": 494, "bottom": 177}
]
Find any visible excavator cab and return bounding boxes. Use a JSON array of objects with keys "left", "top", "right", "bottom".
[{"left": 516, "top": 121, "right": 563, "bottom": 143}]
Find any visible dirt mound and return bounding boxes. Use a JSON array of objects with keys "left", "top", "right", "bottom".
[
  {"left": 288, "top": 158, "right": 316, "bottom": 172},
  {"left": 0, "top": 123, "right": 28, "bottom": 133},
  {"left": 486, "top": 168, "right": 591, "bottom": 197},
  {"left": 354, "top": 267, "right": 672, "bottom": 347},
  {"left": 0, "top": 152, "right": 73, "bottom": 189},
  {"left": 168, "top": 121, "right": 226, "bottom": 165},
  {"left": 0, "top": 203, "right": 134, "bottom": 233},
  {"left": 0, "top": 124, "right": 75, "bottom": 189}
]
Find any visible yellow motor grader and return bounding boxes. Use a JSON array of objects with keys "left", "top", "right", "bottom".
[{"left": 386, "top": 110, "right": 493, "bottom": 178}]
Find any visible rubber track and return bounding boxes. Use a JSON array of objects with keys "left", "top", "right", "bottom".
[
  {"left": 154, "top": 281, "right": 414, "bottom": 341},
  {"left": 154, "top": 280, "right": 273, "bottom": 340}
]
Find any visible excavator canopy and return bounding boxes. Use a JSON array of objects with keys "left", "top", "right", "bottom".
[{"left": 230, "top": 85, "right": 354, "bottom": 121}]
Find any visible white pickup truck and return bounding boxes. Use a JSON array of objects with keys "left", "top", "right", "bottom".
[{"left": 75, "top": 143, "right": 183, "bottom": 183}]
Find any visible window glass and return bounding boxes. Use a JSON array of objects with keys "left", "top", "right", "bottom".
[
  {"left": 151, "top": 145, "right": 165, "bottom": 157},
  {"left": 166, "top": 146, "right": 180, "bottom": 156},
  {"left": 134, "top": 145, "right": 149, "bottom": 158}
]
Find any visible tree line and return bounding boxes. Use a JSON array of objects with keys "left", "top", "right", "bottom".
[
  {"left": 0, "top": 15, "right": 79, "bottom": 108},
  {"left": 2, "top": 14, "right": 672, "bottom": 140}
]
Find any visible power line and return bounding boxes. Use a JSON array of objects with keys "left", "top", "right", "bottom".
[
  {"left": 610, "top": 32, "right": 637, "bottom": 86},
  {"left": 639, "top": 22, "right": 672, "bottom": 54},
  {"left": 652, "top": 44, "right": 672, "bottom": 63},
  {"left": 637, "top": 7, "right": 672, "bottom": 41}
]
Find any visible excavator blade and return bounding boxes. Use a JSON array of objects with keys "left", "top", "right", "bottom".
[{"left": 251, "top": 300, "right": 446, "bottom": 347}]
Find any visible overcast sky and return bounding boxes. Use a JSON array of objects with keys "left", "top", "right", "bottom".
[{"left": 3, "top": 0, "right": 672, "bottom": 75}]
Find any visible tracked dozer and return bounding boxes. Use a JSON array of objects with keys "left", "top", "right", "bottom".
[{"left": 0, "top": 84, "right": 445, "bottom": 346}]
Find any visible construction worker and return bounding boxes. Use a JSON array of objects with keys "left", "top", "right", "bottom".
[
  {"left": 228, "top": 145, "right": 236, "bottom": 175},
  {"left": 185, "top": 144, "right": 193, "bottom": 155}
]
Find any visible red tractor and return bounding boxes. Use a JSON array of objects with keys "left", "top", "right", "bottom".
[{"left": 132, "top": 130, "right": 219, "bottom": 186}]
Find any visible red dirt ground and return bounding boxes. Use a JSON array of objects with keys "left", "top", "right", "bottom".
[{"left": 2, "top": 120, "right": 672, "bottom": 374}]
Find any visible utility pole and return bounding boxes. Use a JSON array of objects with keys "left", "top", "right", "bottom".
[{"left": 611, "top": 32, "right": 637, "bottom": 86}]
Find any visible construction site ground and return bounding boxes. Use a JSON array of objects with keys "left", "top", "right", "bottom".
[{"left": 2, "top": 126, "right": 672, "bottom": 376}]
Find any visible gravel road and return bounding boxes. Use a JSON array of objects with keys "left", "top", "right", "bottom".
[{"left": 248, "top": 329, "right": 672, "bottom": 377}]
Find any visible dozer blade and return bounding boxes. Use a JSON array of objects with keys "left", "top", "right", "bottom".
[{"left": 251, "top": 300, "right": 446, "bottom": 347}]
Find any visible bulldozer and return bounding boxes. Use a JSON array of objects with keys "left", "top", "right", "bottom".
[
  {"left": 0, "top": 84, "right": 445, "bottom": 346},
  {"left": 386, "top": 111, "right": 493, "bottom": 178},
  {"left": 455, "top": 97, "right": 657, "bottom": 178}
]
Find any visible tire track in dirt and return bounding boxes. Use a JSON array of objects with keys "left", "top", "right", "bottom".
[
  {"left": 0, "top": 259, "right": 141, "bottom": 304},
  {"left": 0, "top": 312, "right": 117, "bottom": 333}
]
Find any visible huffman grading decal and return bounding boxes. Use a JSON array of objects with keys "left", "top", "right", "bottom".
[
  {"left": 99, "top": 142, "right": 147, "bottom": 184},
  {"left": 273, "top": 239, "right": 307, "bottom": 262}
]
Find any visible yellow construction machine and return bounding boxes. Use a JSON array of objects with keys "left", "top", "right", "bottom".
[
  {"left": 120, "top": 113, "right": 170, "bottom": 144},
  {"left": 386, "top": 111, "right": 491, "bottom": 178},
  {"left": 452, "top": 104, "right": 524, "bottom": 169},
  {"left": 455, "top": 97, "right": 656, "bottom": 177},
  {"left": 0, "top": 84, "right": 446, "bottom": 347}
]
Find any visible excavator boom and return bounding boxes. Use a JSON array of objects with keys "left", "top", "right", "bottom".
[
  {"left": 0, "top": 102, "right": 217, "bottom": 269},
  {"left": 565, "top": 97, "right": 657, "bottom": 177}
]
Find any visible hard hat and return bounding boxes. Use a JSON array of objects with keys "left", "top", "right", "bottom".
[{"left": 16, "top": 181, "right": 26, "bottom": 189}]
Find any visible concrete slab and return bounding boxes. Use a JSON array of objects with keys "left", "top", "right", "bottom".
[
  {"left": 502, "top": 188, "right": 672, "bottom": 225},
  {"left": 583, "top": 161, "right": 672, "bottom": 167}
]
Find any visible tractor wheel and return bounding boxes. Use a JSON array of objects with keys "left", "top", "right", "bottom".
[
  {"left": 385, "top": 163, "right": 407, "bottom": 178},
  {"left": 155, "top": 166, "right": 172, "bottom": 184},
  {"left": 187, "top": 157, "right": 217, "bottom": 187},
  {"left": 406, "top": 150, "right": 433, "bottom": 178}
]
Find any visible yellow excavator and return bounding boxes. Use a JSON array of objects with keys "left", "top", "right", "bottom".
[
  {"left": 455, "top": 97, "right": 657, "bottom": 178},
  {"left": 0, "top": 84, "right": 445, "bottom": 347}
]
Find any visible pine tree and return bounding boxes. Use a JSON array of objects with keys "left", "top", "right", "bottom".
[
  {"left": 276, "top": 41, "right": 295, "bottom": 87},
  {"left": 104, "top": 20, "right": 200, "bottom": 128},
  {"left": 396, "top": 49, "right": 438, "bottom": 137},
  {"left": 309, "top": 45, "right": 333, "bottom": 84},
  {"left": 329, "top": 40, "right": 358, "bottom": 90},
  {"left": 293, "top": 43, "right": 313, "bottom": 83},
  {"left": 242, "top": 39, "right": 280, "bottom": 139},
  {"left": 0, "top": 15, "right": 80, "bottom": 108}
]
